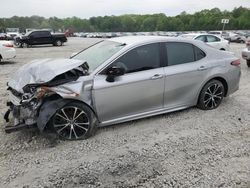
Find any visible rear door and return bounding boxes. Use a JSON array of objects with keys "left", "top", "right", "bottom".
[
  {"left": 163, "top": 42, "right": 209, "bottom": 108},
  {"left": 38, "top": 31, "right": 52, "bottom": 44},
  {"left": 93, "top": 43, "right": 165, "bottom": 123},
  {"left": 206, "top": 35, "right": 221, "bottom": 50}
]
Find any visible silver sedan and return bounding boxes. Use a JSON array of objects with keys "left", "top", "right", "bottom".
[{"left": 5, "top": 36, "right": 241, "bottom": 140}]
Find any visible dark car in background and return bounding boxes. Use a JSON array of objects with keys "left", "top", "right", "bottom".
[{"left": 14, "top": 30, "right": 67, "bottom": 48}]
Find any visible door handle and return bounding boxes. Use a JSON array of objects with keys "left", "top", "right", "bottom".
[
  {"left": 197, "top": 66, "right": 208, "bottom": 71},
  {"left": 151, "top": 74, "right": 163, "bottom": 80}
]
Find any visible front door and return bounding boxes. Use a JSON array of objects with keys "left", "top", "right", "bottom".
[{"left": 93, "top": 43, "right": 165, "bottom": 123}]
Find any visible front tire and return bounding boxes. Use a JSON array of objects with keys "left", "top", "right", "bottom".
[
  {"left": 50, "top": 102, "right": 97, "bottom": 140},
  {"left": 197, "top": 80, "right": 225, "bottom": 110},
  {"left": 21, "top": 42, "right": 29, "bottom": 48},
  {"left": 247, "top": 60, "right": 250, "bottom": 67}
]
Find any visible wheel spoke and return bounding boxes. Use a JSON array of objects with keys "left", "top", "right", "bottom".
[
  {"left": 61, "top": 109, "right": 71, "bottom": 121},
  {"left": 56, "top": 113, "right": 69, "bottom": 121},
  {"left": 54, "top": 123, "right": 68, "bottom": 128},
  {"left": 73, "top": 111, "right": 85, "bottom": 121},
  {"left": 207, "top": 87, "right": 213, "bottom": 95},
  {"left": 57, "top": 124, "right": 69, "bottom": 133},
  {"left": 205, "top": 92, "right": 212, "bottom": 96},
  {"left": 72, "top": 126, "right": 78, "bottom": 139},
  {"left": 213, "top": 84, "right": 220, "bottom": 94},
  {"left": 212, "top": 99, "right": 217, "bottom": 107},
  {"left": 74, "top": 123, "right": 88, "bottom": 132},
  {"left": 214, "top": 95, "right": 222, "bottom": 99},
  {"left": 205, "top": 98, "right": 212, "bottom": 107},
  {"left": 215, "top": 92, "right": 223, "bottom": 96},
  {"left": 73, "top": 107, "right": 78, "bottom": 120},
  {"left": 69, "top": 127, "right": 73, "bottom": 139},
  {"left": 75, "top": 122, "right": 89, "bottom": 125}
]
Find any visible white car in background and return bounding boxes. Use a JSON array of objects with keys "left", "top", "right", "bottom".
[
  {"left": 0, "top": 41, "right": 16, "bottom": 62},
  {"left": 242, "top": 39, "right": 250, "bottom": 67},
  {"left": 180, "top": 33, "right": 230, "bottom": 51}
]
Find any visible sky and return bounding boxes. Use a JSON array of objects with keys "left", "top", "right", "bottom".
[{"left": 0, "top": 0, "right": 249, "bottom": 18}]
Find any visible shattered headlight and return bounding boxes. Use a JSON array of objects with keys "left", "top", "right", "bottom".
[{"left": 21, "top": 86, "right": 54, "bottom": 104}]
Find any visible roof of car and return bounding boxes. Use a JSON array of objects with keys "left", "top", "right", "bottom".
[{"left": 108, "top": 36, "right": 189, "bottom": 46}]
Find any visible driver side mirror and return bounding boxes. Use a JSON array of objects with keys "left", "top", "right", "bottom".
[{"left": 106, "top": 66, "right": 125, "bottom": 82}]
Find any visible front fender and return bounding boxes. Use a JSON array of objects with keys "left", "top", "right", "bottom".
[{"left": 37, "top": 99, "right": 73, "bottom": 132}]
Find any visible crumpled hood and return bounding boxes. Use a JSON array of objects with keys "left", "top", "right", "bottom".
[{"left": 8, "top": 58, "right": 86, "bottom": 93}]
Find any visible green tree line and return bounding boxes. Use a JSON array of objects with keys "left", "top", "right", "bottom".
[{"left": 0, "top": 6, "right": 249, "bottom": 32}]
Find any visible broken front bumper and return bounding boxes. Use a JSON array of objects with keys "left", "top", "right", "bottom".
[
  {"left": 3, "top": 89, "right": 40, "bottom": 133},
  {"left": 4, "top": 101, "right": 37, "bottom": 133}
]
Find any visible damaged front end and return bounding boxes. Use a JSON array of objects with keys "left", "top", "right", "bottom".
[
  {"left": 4, "top": 87, "right": 55, "bottom": 133},
  {"left": 4, "top": 58, "right": 90, "bottom": 133}
]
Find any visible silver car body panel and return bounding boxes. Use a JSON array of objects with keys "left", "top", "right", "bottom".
[{"left": 7, "top": 36, "right": 240, "bottom": 128}]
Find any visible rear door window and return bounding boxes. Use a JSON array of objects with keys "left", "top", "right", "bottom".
[
  {"left": 39, "top": 31, "right": 50, "bottom": 37},
  {"left": 206, "top": 35, "right": 220, "bottom": 42},
  {"left": 195, "top": 35, "right": 207, "bottom": 42},
  {"left": 165, "top": 43, "right": 195, "bottom": 66}
]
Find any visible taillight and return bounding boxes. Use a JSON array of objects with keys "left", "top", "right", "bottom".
[
  {"left": 231, "top": 59, "right": 240, "bottom": 66},
  {"left": 3, "top": 44, "right": 14, "bottom": 48}
]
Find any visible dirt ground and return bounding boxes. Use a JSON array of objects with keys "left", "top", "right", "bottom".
[{"left": 0, "top": 38, "right": 249, "bottom": 188}]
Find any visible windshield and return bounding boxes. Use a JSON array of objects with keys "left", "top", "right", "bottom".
[
  {"left": 72, "top": 40, "right": 125, "bottom": 72},
  {"left": 25, "top": 31, "right": 33, "bottom": 36}
]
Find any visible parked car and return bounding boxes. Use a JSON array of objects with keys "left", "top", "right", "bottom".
[
  {"left": 6, "top": 28, "right": 21, "bottom": 40},
  {"left": 4, "top": 36, "right": 241, "bottom": 140},
  {"left": 0, "top": 33, "right": 7, "bottom": 40},
  {"left": 242, "top": 39, "right": 250, "bottom": 67},
  {"left": 208, "top": 31, "right": 229, "bottom": 38},
  {"left": 14, "top": 30, "right": 67, "bottom": 47},
  {"left": 0, "top": 40, "right": 16, "bottom": 62},
  {"left": 180, "top": 33, "right": 230, "bottom": 51},
  {"left": 225, "top": 32, "right": 247, "bottom": 43}
]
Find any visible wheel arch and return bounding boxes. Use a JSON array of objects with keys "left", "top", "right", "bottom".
[
  {"left": 196, "top": 76, "right": 228, "bottom": 105},
  {"left": 37, "top": 98, "right": 99, "bottom": 132}
]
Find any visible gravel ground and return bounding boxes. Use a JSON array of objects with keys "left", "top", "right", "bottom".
[{"left": 0, "top": 38, "right": 249, "bottom": 188}]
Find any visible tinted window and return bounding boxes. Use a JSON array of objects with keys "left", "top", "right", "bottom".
[
  {"left": 29, "top": 32, "right": 39, "bottom": 37},
  {"left": 111, "top": 43, "right": 160, "bottom": 73},
  {"left": 166, "top": 43, "right": 195, "bottom": 66},
  {"left": 195, "top": 35, "right": 207, "bottom": 42},
  {"left": 206, "top": 35, "right": 220, "bottom": 42},
  {"left": 39, "top": 31, "right": 50, "bottom": 37},
  {"left": 194, "top": 46, "right": 206, "bottom": 61}
]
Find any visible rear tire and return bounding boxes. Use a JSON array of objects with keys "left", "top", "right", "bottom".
[
  {"left": 197, "top": 80, "right": 225, "bottom": 110},
  {"left": 50, "top": 102, "right": 97, "bottom": 140},
  {"left": 247, "top": 60, "right": 250, "bottom": 67}
]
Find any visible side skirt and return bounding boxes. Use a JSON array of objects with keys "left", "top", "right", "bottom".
[{"left": 99, "top": 105, "right": 191, "bottom": 127}]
